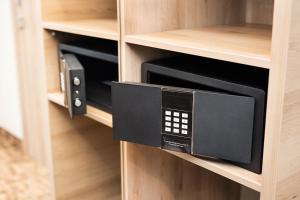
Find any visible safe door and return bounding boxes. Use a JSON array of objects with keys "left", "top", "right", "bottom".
[{"left": 112, "top": 82, "right": 255, "bottom": 164}]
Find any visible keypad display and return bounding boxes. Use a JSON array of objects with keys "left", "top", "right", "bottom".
[{"left": 162, "top": 109, "right": 191, "bottom": 137}]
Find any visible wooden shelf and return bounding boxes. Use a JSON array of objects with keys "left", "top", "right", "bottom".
[
  {"left": 165, "top": 150, "right": 262, "bottom": 192},
  {"left": 42, "top": 18, "right": 118, "bottom": 41},
  {"left": 47, "top": 92, "right": 112, "bottom": 127},
  {"left": 125, "top": 24, "right": 272, "bottom": 68}
]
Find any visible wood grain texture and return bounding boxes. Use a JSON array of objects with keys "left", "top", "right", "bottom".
[
  {"left": 13, "top": 0, "right": 54, "bottom": 172},
  {"left": 41, "top": 0, "right": 117, "bottom": 21},
  {"left": 275, "top": 0, "right": 300, "bottom": 199},
  {"left": 47, "top": 92, "right": 113, "bottom": 128},
  {"left": 125, "top": 143, "right": 241, "bottom": 200},
  {"left": 260, "top": 0, "right": 294, "bottom": 199},
  {"left": 42, "top": 19, "right": 119, "bottom": 41},
  {"left": 125, "top": 24, "right": 272, "bottom": 68},
  {"left": 246, "top": 0, "right": 274, "bottom": 25},
  {"left": 123, "top": 0, "right": 245, "bottom": 35},
  {"left": 49, "top": 104, "right": 121, "bottom": 200},
  {"left": 166, "top": 150, "right": 262, "bottom": 192}
]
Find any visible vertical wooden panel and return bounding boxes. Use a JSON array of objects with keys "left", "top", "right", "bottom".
[
  {"left": 246, "top": 0, "right": 274, "bottom": 25},
  {"left": 49, "top": 104, "right": 121, "bottom": 200},
  {"left": 123, "top": 0, "right": 245, "bottom": 35},
  {"left": 275, "top": 1, "right": 300, "bottom": 199},
  {"left": 125, "top": 143, "right": 241, "bottom": 200},
  {"left": 261, "top": 0, "right": 293, "bottom": 199}
]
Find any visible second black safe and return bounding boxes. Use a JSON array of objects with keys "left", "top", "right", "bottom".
[
  {"left": 59, "top": 38, "right": 118, "bottom": 114},
  {"left": 112, "top": 55, "right": 268, "bottom": 174}
]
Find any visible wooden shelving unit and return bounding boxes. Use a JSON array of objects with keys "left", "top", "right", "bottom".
[
  {"left": 30, "top": 0, "right": 300, "bottom": 199},
  {"left": 39, "top": 0, "right": 121, "bottom": 199}
]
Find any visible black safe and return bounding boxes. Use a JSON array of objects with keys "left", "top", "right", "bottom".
[
  {"left": 59, "top": 38, "right": 118, "bottom": 116},
  {"left": 112, "top": 55, "right": 268, "bottom": 174}
]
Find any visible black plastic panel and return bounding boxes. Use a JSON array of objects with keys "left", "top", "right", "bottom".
[
  {"left": 112, "top": 82, "right": 162, "bottom": 147},
  {"left": 64, "top": 53, "right": 86, "bottom": 117},
  {"left": 193, "top": 91, "right": 255, "bottom": 163}
]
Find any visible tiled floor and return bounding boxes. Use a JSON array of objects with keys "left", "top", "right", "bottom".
[{"left": 0, "top": 129, "right": 51, "bottom": 200}]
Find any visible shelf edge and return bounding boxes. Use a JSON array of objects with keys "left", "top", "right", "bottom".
[
  {"left": 125, "top": 35, "right": 270, "bottom": 69},
  {"left": 42, "top": 21, "right": 119, "bottom": 41},
  {"left": 165, "top": 150, "right": 262, "bottom": 192}
]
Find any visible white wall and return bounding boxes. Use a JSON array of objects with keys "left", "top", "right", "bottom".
[{"left": 0, "top": 0, "right": 23, "bottom": 139}]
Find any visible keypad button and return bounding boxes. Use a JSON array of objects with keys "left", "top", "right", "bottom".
[
  {"left": 165, "top": 110, "right": 171, "bottom": 116},
  {"left": 182, "top": 130, "right": 188, "bottom": 135},
  {"left": 173, "top": 112, "right": 180, "bottom": 117},
  {"left": 165, "top": 127, "right": 171, "bottom": 132},
  {"left": 173, "top": 123, "right": 179, "bottom": 128},
  {"left": 182, "top": 113, "right": 188, "bottom": 118},
  {"left": 182, "top": 124, "right": 188, "bottom": 129},
  {"left": 165, "top": 116, "right": 171, "bottom": 121},
  {"left": 173, "top": 128, "right": 179, "bottom": 133},
  {"left": 182, "top": 119, "right": 188, "bottom": 124},
  {"left": 173, "top": 117, "right": 179, "bottom": 122},
  {"left": 165, "top": 122, "right": 171, "bottom": 126}
]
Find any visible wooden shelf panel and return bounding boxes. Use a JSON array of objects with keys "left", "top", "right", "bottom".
[
  {"left": 125, "top": 24, "right": 272, "bottom": 68},
  {"left": 165, "top": 150, "right": 262, "bottom": 192},
  {"left": 47, "top": 92, "right": 112, "bottom": 127},
  {"left": 42, "top": 18, "right": 118, "bottom": 41}
]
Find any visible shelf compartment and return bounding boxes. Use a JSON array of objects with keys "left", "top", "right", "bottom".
[
  {"left": 43, "top": 19, "right": 118, "bottom": 41},
  {"left": 49, "top": 104, "right": 120, "bottom": 199},
  {"left": 47, "top": 92, "right": 112, "bottom": 127},
  {"left": 165, "top": 150, "right": 262, "bottom": 192},
  {"left": 48, "top": 91, "right": 261, "bottom": 191},
  {"left": 125, "top": 24, "right": 272, "bottom": 68}
]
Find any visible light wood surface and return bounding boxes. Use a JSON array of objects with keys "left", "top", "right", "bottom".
[
  {"left": 125, "top": 24, "right": 271, "bottom": 68},
  {"left": 122, "top": 0, "right": 246, "bottom": 35},
  {"left": 260, "top": 0, "right": 294, "bottom": 199},
  {"left": 13, "top": 0, "right": 54, "bottom": 173},
  {"left": 42, "top": 19, "right": 118, "bottom": 41},
  {"left": 166, "top": 150, "right": 262, "bottom": 192},
  {"left": 274, "top": 0, "right": 300, "bottom": 199},
  {"left": 49, "top": 104, "right": 121, "bottom": 200},
  {"left": 41, "top": 0, "right": 117, "bottom": 21},
  {"left": 124, "top": 143, "right": 242, "bottom": 200},
  {"left": 246, "top": 0, "right": 274, "bottom": 25},
  {"left": 47, "top": 92, "right": 112, "bottom": 128}
]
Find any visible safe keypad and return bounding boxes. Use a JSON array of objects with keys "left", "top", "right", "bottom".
[{"left": 163, "top": 109, "right": 190, "bottom": 136}]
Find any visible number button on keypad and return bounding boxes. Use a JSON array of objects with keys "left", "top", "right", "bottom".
[
  {"left": 182, "top": 119, "right": 188, "bottom": 124},
  {"left": 173, "top": 112, "right": 180, "bottom": 117},
  {"left": 182, "top": 130, "right": 188, "bottom": 135},
  {"left": 165, "top": 110, "right": 171, "bottom": 116},
  {"left": 182, "top": 113, "right": 188, "bottom": 118},
  {"left": 165, "top": 122, "right": 171, "bottom": 127}
]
